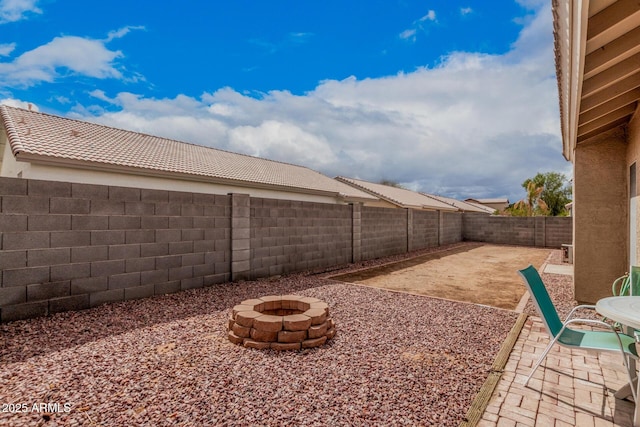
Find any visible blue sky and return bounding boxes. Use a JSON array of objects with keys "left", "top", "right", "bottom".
[{"left": 0, "top": 0, "right": 569, "bottom": 203}]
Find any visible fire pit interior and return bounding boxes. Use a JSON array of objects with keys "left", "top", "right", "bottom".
[{"left": 228, "top": 295, "right": 336, "bottom": 350}]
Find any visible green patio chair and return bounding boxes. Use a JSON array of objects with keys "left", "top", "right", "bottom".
[
  {"left": 612, "top": 265, "right": 640, "bottom": 296},
  {"left": 518, "top": 265, "right": 638, "bottom": 399}
]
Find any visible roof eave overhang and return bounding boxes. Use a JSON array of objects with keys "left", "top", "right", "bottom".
[
  {"left": 15, "top": 152, "right": 377, "bottom": 202},
  {"left": 556, "top": 0, "right": 590, "bottom": 162}
]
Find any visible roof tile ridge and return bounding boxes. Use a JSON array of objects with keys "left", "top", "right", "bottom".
[
  {"left": 419, "top": 192, "right": 457, "bottom": 209},
  {"left": 4, "top": 106, "right": 326, "bottom": 173},
  {"left": 335, "top": 176, "right": 403, "bottom": 205},
  {"left": 0, "top": 105, "right": 26, "bottom": 154}
]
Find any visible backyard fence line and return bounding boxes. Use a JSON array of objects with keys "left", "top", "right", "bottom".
[{"left": 0, "top": 177, "right": 572, "bottom": 322}]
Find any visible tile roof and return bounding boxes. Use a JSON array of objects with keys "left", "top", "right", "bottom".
[
  {"left": 462, "top": 201, "right": 497, "bottom": 214},
  {"left": 425, "top": 194, "right": 491, "bottom": 213},
  {"left": 335, "top": 176, "right": 458, "bottom": 211},
  {"left": 0, "top": 105, "right": 376, "bottom": 201},
  {"left": 466, "top": 198, "right": 509, "bottom": 204}
]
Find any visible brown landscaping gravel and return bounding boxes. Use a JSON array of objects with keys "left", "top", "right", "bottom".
[{"left": 0, "top": 243, "right": 551, "bottom": 426}]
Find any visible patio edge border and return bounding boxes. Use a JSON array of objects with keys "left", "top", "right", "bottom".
[{"left": 459, "top": 312, "right": 529, "bottom": 427}]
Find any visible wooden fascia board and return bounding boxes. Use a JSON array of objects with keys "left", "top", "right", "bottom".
[{"left": 566, "top": 0, "right": 590, "bottom": 161}]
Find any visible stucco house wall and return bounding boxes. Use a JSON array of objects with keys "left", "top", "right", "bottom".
[
  {"left": 571, "top": 109, "right": 640, "bottom": 303},
  {"left": 574, "top": 129, "right": 629, "bottom": 303},
  {"left": 628, "top": 112, "right": 640, "bottom": 266},
  {"left": 551, "top": 0, "right": 640, "bottom": 303},
  {"left": 8, "top": 161, "right": 350, "bottom": 205}
]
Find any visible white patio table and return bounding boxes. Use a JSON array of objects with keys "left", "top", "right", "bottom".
[{"left": 596, "top": 296, "right": 640, "bottom": 426}]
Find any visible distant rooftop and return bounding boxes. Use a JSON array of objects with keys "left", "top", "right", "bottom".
[
  {"left": 465, "top": 198, "right": 509, "bottom": 204},
  {"left": 426, "top": 194, "right": 491, "bottom": 213},
  {"left": 335, "top": 177, "right": 458, "bottom": 211},
  {"left": 0, "top": 105, "right": 377, "bottom": 201},
  {"left": 462, "top": 201, "right": 497, "bottom": 214}
]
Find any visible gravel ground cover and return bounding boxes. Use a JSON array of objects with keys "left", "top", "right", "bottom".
[
  {"left": 1, "top": 243, "right": 540, "bottom": 426},
  {"left": 524, "top": 250, "right": 596, "bottom": 322}
]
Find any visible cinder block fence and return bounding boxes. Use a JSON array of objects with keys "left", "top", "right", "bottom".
[{"left": 0, "top": 177, "right": 572, "bottom": 322}]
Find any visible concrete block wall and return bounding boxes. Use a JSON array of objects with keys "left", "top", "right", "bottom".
[
  {"left": 0, "top": 177, "right": 231, "bottom": 322},
  {"left": 463, "top": 215, "right": 534, "bottom": 245},
  {"left": 360, "top": 206, "right": 408, "bottom": 261},
  {"left": 543, "top": 217, "right": 573, "bottom": 248},
  {"left": 462, "top": 213, "right": 572, "bottom": 247},
  {"left": 249, "top": 198, "right": 352, "bottom": 278},
  {"left": 411, "top": 210, "right": 439, "bottom": 250},
  {"left": 441, "top": 212, "right": 463, "bottom": 245},
  {"left": 0, "top": 176, "right": 573, "bottom": 322}
]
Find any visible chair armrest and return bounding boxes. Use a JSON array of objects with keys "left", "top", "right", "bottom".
[{"left": 562, "top": 317, "right": 621, "bottom": 332}]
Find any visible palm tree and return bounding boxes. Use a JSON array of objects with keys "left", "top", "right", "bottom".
[{"left": 514, "top": 181, "right": 548, "bottom": 216}]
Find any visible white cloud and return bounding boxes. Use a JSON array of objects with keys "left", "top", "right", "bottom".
[
  {"left": 0, "top": 0, "right": 41, "bottom": 24},
  {"left": 0, "top": 32, "right": 137, "bottom": 87},
  {"left": 0, "top": 42, "right": 15, "bottom": 56},
  {"left": 0, "top": 97, "right": 38, "bottom": 110},
  {"left": 399, "top": 29, "right": 416, "bottom": 41},
  {"left": 51, "top": 95, "right": 71, "bottom": 104},
  {"left": 516, "top": 0, "right": 548, "bottom": 9},
  {"left": 88, "top": 89, "right": 113, "bottom": 103},
  {"left": 460, "top": 7, "right": 473, "bottom": 16},
  {"left": 72, "top": 1, "right": 566, "bottom": 202},
  {"left": 104, "top": 26, "right": 146, "bottom": 43},
  {"left": 400, "top": 9, "right": 437, "bottom": 42},
  {"left": 420, "top": 10, "right": 436, "bottom": 22},
  {"left": 288, "top": 32, "right": 313, "bottom": 44},
  {"left": 229, "top": 121, "right": 338, "bottom": 168}
]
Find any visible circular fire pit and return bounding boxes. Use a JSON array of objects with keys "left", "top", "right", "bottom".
[{"left": 227, "top": 295, "right": 336, "bottom": 350}]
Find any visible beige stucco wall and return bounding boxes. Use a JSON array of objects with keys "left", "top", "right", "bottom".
[
  {"left": 359, "top": 199, "right": 398, "bottom": 209},
  {"left": 18, "top": 162, "right": 353, "bottom": 204},
  {"left": 0, "top": 130, "right": 31, "bottom": 178},
  {"left": 482, "top": 202, "right": 507, "bottom": 212},
  {"left": 574, "top": 129, "right": 628, "bottom": 303},
  {"left": 627, "top": 109, "right": 640, "bottom": 265}
]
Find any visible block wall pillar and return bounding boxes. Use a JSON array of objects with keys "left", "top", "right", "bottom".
[
  {"left": 438, "top": 210, "right": 444, "bottom": 246},
  {"left": 406, "top": 208, "right": 414, "bottom": 252},
  {"left": 230, "top": 193, "right": 251, "bottom": 281},
  {"left": 351, "top": 203, "right": 362, "bottom": 263}
]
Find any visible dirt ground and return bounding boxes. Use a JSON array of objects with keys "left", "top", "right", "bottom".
[{"left": 329, "top": 243, "right": 551, "bottom": 310}]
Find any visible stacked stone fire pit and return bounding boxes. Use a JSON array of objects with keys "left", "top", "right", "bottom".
[{"left": 228, "top": 295, "right": 336, "bottom": 350}]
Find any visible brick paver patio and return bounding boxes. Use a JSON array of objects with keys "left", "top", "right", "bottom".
[{"left": 478, "top": 316, "right": 637, "bottom": 426}]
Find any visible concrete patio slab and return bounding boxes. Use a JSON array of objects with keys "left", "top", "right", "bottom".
[{"left": 543, "top": 263, "right": 574, "bottom": 276}]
